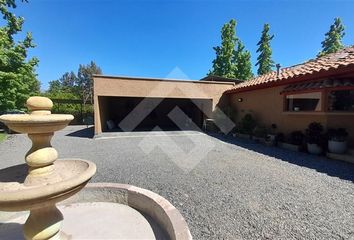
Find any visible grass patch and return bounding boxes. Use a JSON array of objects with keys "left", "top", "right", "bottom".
[{"left": 0, "top": 133, "right": 6, "bottom": 143}]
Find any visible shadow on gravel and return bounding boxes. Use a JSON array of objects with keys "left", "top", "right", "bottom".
[
  {"left": 0, "top": 164, "right": 27, "bottom": 182},
  {"left": 209, "top": 133, "right": 354, "bottom": 183},
  {"left": 66, "top": 126, "right": 94, "bottom": 139},
  {"left": 0, "top": 222, "right": 23, "bottom": 239}
]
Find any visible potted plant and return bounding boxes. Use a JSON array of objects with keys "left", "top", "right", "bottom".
[
  {"left": 278, "top": 131, "right": 304, "bottom": 151},
  {"left": 327, "top": 128, "right": 348, "bottom": 154},
  {"left": 265, "top": 124, "right": 277, "bottom": 146},
  {"left": 290, "top": 131, "right": 305, "bottom": 146},
  {"left": 234, "top": 126, "right": 250, "bottom": 139},
  {"left": 275, "top": 132, "right": 285, "bottom": 146},
  {"left": 235, "top": 114, "right": 256, "bottom": 139},
  {"left": 253, "top": 126, "right": 268, "bottom": 143},
  {"left": 305, "top": 122, "right": 324, "bottom": 155}
]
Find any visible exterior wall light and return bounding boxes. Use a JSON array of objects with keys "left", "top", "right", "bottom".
[{"left": 238, "top": 98, "right": 243, "bottom": 102}]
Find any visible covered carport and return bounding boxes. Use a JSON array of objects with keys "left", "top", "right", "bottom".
[
  {"left": 98, "top": 96, "right": 212, "bottom": 131},
  {"left": 93, "top": 75, "right": 235, "bottom": 135}
]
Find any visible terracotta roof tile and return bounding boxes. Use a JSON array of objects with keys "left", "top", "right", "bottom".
[{"left": 226, "top": 46, "right": 354, "bottom": 93}]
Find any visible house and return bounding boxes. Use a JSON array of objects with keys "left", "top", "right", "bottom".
[
  {"left": 225, "top": 46, "right": 354, "bottom": 146},
  {"left": 93, "top": 47, "right": 354, "bottom": 147}
]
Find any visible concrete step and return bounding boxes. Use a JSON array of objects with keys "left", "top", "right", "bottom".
[{"left": 327, "top": 152, "right": 354, "bottom": 164}]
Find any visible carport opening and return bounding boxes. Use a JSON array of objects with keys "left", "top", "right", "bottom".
[{"left": 98, "top": 96, "right": 212, "bottom": 132}]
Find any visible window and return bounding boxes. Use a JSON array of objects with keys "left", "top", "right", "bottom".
[
  {"left": 286, "top": 92, "right": 322, "bottom": 112},
  {"left": 328, "top": 90, "right": 354, "bottom": 111}
]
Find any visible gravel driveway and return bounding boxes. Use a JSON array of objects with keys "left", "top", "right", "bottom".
[{"left": 1, "top": 126, "right": 354, "bottom": 239}]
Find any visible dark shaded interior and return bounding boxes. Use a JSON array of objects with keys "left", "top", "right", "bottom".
[
  {"left": 98, "top": 96, "right": 212, "bottom": 132},
  {"left": 286, "top": 98, "right": 320, "bottom": 111}
]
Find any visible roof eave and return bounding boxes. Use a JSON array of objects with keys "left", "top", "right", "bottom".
[{"left": 225, "top": 64, "right": 354, "bottom": 94}]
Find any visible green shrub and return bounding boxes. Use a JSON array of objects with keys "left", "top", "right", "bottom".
[
  {"left": 305, "top": 122, "right": 324, "bottom": 145},
  {"left": 238, "top": 114, "right": 256, "bottom": 135},
  {"left": 289, "top": 131, "right": 304, "bottom": 146}
]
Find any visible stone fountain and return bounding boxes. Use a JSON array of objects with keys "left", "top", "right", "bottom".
[
  {"left": 0, "top": 96, "right": 192, "bottom": 240},
  {"left": 0, "top": 96, "right": 96, "bottom": 239}
]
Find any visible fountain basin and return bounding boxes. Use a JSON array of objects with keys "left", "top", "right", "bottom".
[
  {"left": 0, "top": 114, "right": 74, "bottom": 134},
  {"left": 0, "top": 183, "right": 192, "bottom": 240},
  {"left": 0, "top": 159, "right": 96, "bottom": 211}
]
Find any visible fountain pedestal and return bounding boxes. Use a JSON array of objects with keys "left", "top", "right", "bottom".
[{"left": 23, "top": 205, "right": 63, "bottom": 240}]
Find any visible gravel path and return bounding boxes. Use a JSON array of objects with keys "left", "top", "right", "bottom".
[{"left": 1, "top": 126, "right": 354, "bottom": 239}]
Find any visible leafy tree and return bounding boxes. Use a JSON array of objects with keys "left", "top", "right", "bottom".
[
  {"left": 47, "top": 71, "right": 78, "bottom": 95},
  {"left": 76, "top": 61, "right": 102, "bottom": 107},
  {"left": 209, "top": 19, "right": 253, "bottom": 80},
  {"left": 47, "top": 79, "right": 61, "bottom": 94},
  {"left": 255, "top": 23, "right": 274, "bottom": 75},
  {"left": 60, "top": 71, "right": 77, "bottom": 90},
  {"left": 46, "top": 61, "right": 102, "bottom": 109},
  {"left": 46, "top": 72, "right": 81, "bottom": 116},
  {"left": 0, "top": 0, "right": 40, "bottom": 111},
  {"left": 318, "top": 17, "right": 345, "bottom": 57},
  {"left": 209, "top": 19, "right": 237, "bottom": 78},
  {"left": 233, "top": 40, "right": 253, "bottom": 80}
]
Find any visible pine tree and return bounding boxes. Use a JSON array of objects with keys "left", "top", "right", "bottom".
[
  {"left": 255, "top": 24, "right": 274, "bottom": 75},
  {"left": 209, "top": 19, "right": 237, "bottom": 78},
  {"left": 233, "top": 40, "right": 253, "bottom": 80},
  {"left": 318, "top": 18, "right": 345, "bottom": 57}
]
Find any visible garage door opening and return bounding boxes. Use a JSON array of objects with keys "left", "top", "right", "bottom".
[{"left": 98, "top": 96, "right": 212, "bottom": 132}]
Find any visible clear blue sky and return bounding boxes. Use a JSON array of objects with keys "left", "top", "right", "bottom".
[{"left": 12, "top": 0, "right": 354, "bottom": 90}]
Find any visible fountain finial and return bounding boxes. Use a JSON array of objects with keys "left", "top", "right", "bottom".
[{"left": 26, "top": 96, "right": 53, "bottom": 115}]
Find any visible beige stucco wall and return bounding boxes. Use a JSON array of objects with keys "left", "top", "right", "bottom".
[
  {"left": 94, "top": 76, "right": 234, "bottom": 134},
  {"left": 230, "top": 86, "right": 354, "bottom": 146}
]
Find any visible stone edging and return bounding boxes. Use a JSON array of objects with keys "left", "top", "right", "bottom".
[{"left": 80, "top": 183, "right": 193, "bottom": 240}]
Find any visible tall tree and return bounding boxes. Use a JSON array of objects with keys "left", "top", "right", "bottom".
[
  {"left": 0, "top": 0, "right": 40, "bottom": 111},
  {"left": 209, "top": 19, "right": 237, "bottom": 78},
  {"left": 46, "top": 65, "right": 101, "bottom": 115},
  {"left": 47, "top": 79, "right": 61, "bottom": 94},
  {"left": 318, "top": 18, "right": 345, "bottom": 57},
  {"left": 47, "top": 71, "right": 77, "bottom": 95},
  {"left": 233, "top": 40, "right": 253, "bottom": 80},
  {"left": 76, "top": 61, "right": 102, "bottom": 107},
  {"left": 255, "top": 24, "right": 274, "bottom": 75},
  {"left": 60, "top": 71, "right": 77, "bottom": 90},
  {"left": 209, "top": 19, "right": 253, "bottom": 80}
]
